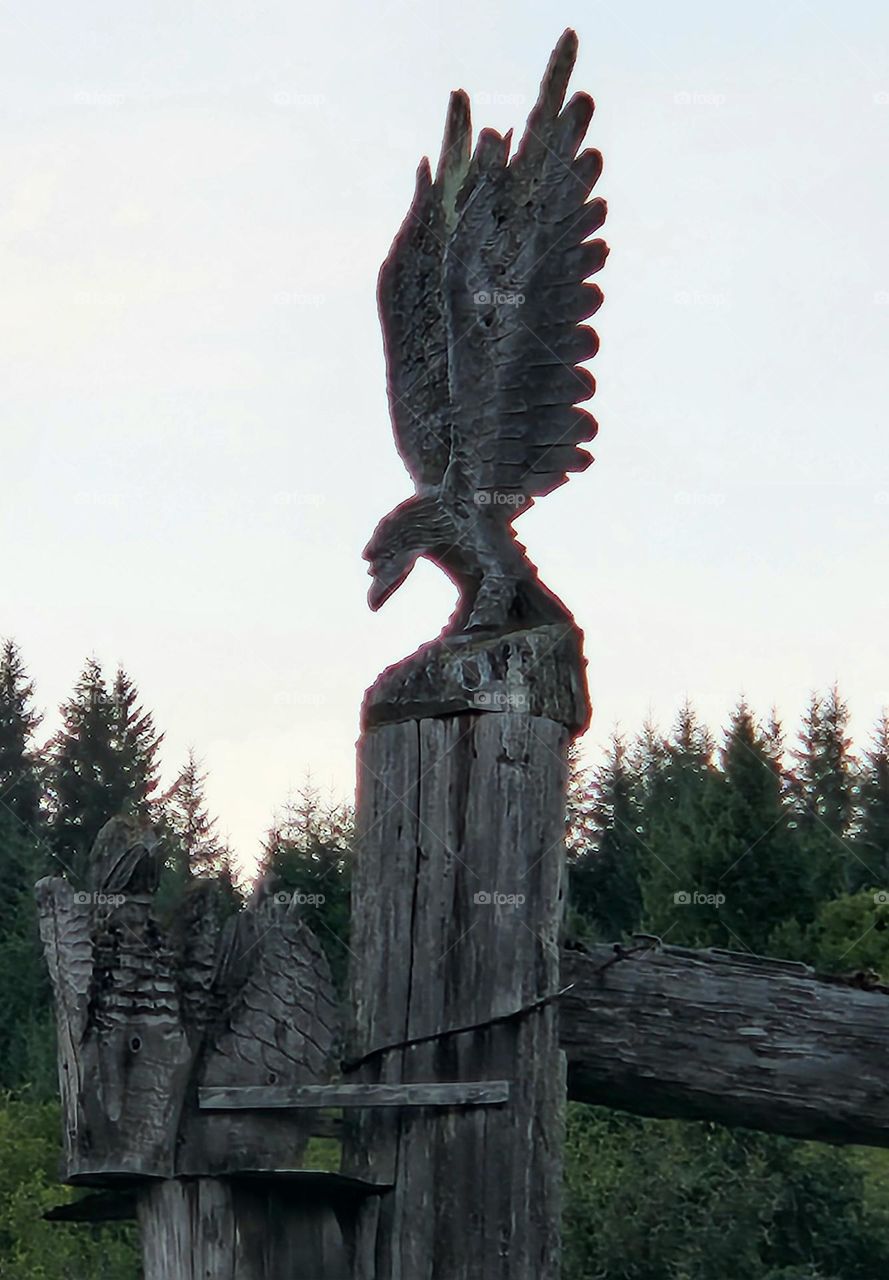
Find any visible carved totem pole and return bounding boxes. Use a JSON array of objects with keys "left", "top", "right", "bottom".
[{"left": 37, "top": 28, "right": 605, "bottom": 1279}]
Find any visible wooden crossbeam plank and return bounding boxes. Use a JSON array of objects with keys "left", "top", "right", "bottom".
[{"left": 199, "top": 1081, "right": 510, "bottom": 1111}]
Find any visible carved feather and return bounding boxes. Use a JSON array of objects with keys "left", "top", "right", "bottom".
[
  {"left": 200, "top": 893, "right": 340, "bottom": 1091},
  {"left": 35, "top": 876, "right": 92, "bottom": 1052}
]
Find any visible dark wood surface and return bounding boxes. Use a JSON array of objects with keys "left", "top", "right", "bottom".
[
  {"left": 343, "top": 711, "right": 570, "bottom": 1280},
  {"left": 200, "top": 1081, "right": 510, "bottom": 1109},
  {"left": 560, "top": 943, "right": 889, "bottom": 1146}
]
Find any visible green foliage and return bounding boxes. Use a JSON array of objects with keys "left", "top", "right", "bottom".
[
  {"left": 0, "top": 640, "right": 42, "bottom": 833},
  {"left": 790, "top": 687, "right": 858, "bottom": 898},
  {"left": 638, "top": 705, "right": 728, "bottom": 946},
  {"left": 854, "top": 714, "right": 889, "bottom": 894},
  {"left": 771, "top": 890, "right": 889, "bottom": 975},
  {"left": 301, "top": 1136, "right": 341, "bottom": 1172},
  {"left": 562, "top": 692, "right": 889, "bottom": 1279},
  {"left": 154, "top": 748, "right": 242, "bottom": 918},
  {"left": 562, "top": 1106, "right": 889, "bottom": 1280},
  {"left": 792, "top": 687, "right": 857, "bottom": 838},
  {"left": 714, "top": 703, "right": 814, "bottom": 951},
  {"left": 569, "top": 734, "right": 643, "bottom": 942},
  {"left": 0, "top": 647, "right": 53, "bottom": 1092},
  {"left": 260, "top": 781, "right": 353, "bottom": 993},
  {"left": 46, "top": 659, "right": 162, "bottom": 885},
  {"left": 0, "top": 1097, "right": 139, "bottom": 1280}
]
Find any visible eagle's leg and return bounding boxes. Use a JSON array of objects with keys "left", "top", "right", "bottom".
[{"left": 464, "top": 570, "right": 519, "bottom": 632}]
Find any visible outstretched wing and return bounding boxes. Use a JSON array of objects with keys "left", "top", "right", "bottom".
[
  {"left": 378, "top": 29, "right": 606, "bottom": 502},
  {"left": 200, "top": 895, "right": 340, "bottom": 1091},
  {"left": 378, "top": 148, "right": 455, "bottom": 488}
]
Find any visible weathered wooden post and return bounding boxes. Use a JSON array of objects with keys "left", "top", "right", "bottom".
[{"left": 342, "top": 29, "right": 606, "bottom": 1278}]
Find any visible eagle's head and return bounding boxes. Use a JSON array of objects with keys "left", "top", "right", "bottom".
[
  {"left": 363, "top": 501, "right": 423, "bottom": 611},
  {"left": 88, "top": 815, "right": 162, "bottom": 896}
]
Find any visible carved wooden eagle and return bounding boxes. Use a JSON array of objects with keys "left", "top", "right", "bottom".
[
  {"left": 36, "top": 818, "right": 341, "bottom": 1181},
  {"left": 364, "top": 29, "right": 607, "bottom": 635}
]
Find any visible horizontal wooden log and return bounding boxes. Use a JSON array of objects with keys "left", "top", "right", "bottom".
[
  {"left": 200, "top": 1081, "right": 510, "bottom": 1110},
  {"left": 559, "top": 943, "right": 889, "bottom": 1147}
]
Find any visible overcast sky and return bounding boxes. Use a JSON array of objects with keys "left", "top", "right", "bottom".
[{"left": 3, "top": 0, "right": 888, "bottom": 872}]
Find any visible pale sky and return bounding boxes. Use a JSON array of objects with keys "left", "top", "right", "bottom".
[{"left": 3, "top": 0, "right": 889, "bottom": 873}]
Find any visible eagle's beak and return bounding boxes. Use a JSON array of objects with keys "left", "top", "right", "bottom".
[{"left": 368, "top": 558, "right": 412, "bottom": 610}]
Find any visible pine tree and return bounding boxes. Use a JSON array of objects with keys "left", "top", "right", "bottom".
[
  {"left": 854, "top": 712, "right": 889, "bottom": 892},
  {"left": 0, "top": 810, "right": 56, "bottom": 1090},
  {"left": 633, "top": 717, "right": 669, "bottom": 808},
  {"left": 0, "top": 642, "right": 52, "bottom": 1088},
  {"left": 792, "top": 687, "right": 856, "bottom": 835},
  {"left": 639, "top": 704, "right": 725, "bottom": 945},
  {"left": 565, "top": 742, "right": 596, "bottom": 859},
  {"left": 154, "top": 748, "right": 242, "bottom": 917},
  {"left": 164, "top": 749, "right": 225, "bottom": 879},
  {"left": 569, "top": 734, "right": 643, "bottom": 942},
  {"left": 260, "top": 781, "right": 353, "bottom": 992},
  {"left": 763, "top": 707, "right": 789, "bottom": 785},
  {"left": 718, "top": 701, "right": 811, "bottom": 950},
  {"left": 110, "top": 666, "right": 163, "bottom": 813},
  {"left": 47, "top": 659, "right": 162, "bottom": 882},
  {"left": 0, "top": 639, "right": 42, "bottom": 834},
  {"left": 791, "top": 687, "right": 857, "bottom": 898}
]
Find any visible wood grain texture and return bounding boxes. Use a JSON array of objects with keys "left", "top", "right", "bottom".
[
  {"left": 137, "top": 1178, "right": 350, "bottom": 1280},
  {"left": 200, "top": 1081, "right": 510, "bottom": 1109},
  {"left": 560, "top": 944, "right": 889, "bottom": 1146},
  {"left": 36, "top": 875, "right": 193, "bottom": 1181},
  {"left": 363, "top": 622, "right": 589, "bottom": 733},
  {"left": 343, "top": 712, "right": 569, "bottom": 1280}
]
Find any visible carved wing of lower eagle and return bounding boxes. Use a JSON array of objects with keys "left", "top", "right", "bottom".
[{"left": 200, "top": 890, "right": 340, "bottom": 1091}]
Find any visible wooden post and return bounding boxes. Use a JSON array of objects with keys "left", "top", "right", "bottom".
[
  {"left": 348, "top": 28, "right": 605, "bottom": 1271},
  {"left": 137, "top": 1178, "right": 351, "bottom": 1280},
  {"left": 342, "top": 627, "right": 589, "bottom": 1279}
]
